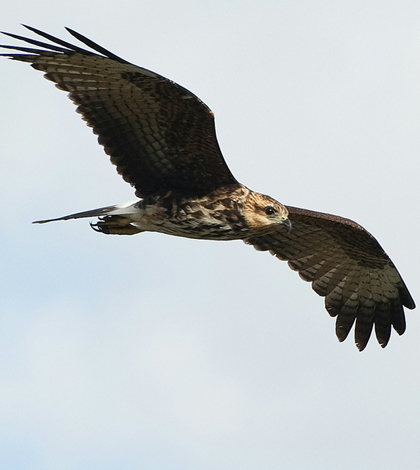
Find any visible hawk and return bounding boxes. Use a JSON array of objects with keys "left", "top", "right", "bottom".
[{"left": 1, "top": 26, "right": 415, "bottom": 350}]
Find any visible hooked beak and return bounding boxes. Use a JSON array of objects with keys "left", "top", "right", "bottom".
[{"left": 281, "top": 217, "right": 292, "bottom": 233}]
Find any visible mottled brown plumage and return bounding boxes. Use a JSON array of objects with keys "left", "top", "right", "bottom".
[{"left": 1, "top": 26, "right": 415, "bottom": 350}]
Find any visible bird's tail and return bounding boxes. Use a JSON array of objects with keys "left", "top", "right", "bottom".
[
  {"left": 32, "top": 201, "right": 138, "bottom": 224},
  {"left": 33, "top": 201, "right": 143, "bottom": 235}
]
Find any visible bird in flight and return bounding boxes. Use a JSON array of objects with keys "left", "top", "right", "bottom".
[{"left": 1, "top": 26, "right": 415, "bottom": 350}]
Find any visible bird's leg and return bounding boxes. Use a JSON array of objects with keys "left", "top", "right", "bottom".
[{"left": 90, "top": 215, "right": 143, "bottom": 235}]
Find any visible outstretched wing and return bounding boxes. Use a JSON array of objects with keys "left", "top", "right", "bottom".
[
  {"left": 245, "top": 206, "right": 415, "bottom": 351},
  {"left": 0, "top": 26, "right": 238, "bottom": 197}
]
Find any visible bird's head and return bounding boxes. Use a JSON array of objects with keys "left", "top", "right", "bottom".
[{"left": 243, "top": 192, "right": 291, "bottom": 233}]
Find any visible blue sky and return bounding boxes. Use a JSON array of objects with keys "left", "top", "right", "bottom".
[{"left": 1, "top": 1, "right": 419, "bottom": 469}]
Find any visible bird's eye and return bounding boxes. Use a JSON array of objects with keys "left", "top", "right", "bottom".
[{"left": 264, "top": 206, "right": 276, "bottom": 216}]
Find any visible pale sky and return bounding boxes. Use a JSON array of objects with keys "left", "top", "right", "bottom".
[{"left": 1, "top": 1, "right": 419, "bottom": 469}]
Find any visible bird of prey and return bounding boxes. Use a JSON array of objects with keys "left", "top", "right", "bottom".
[{"left": 1, "top": 26, "right": 415, "bottom": 350}]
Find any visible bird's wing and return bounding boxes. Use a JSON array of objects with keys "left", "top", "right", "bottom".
[
  {"left": 244, "top": 206, "right": 415, "bottom": 350},
  {"left": 0, "top": 26, "right": 238, "bottom": 197}
]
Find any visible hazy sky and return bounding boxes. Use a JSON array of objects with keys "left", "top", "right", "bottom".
[{"left": 1, "top": 1, "right": 419, "bottom": 469}]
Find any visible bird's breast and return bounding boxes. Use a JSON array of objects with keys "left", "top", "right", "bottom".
[{"left": 135, "top": 190, "right": 251, "bottom": 241}]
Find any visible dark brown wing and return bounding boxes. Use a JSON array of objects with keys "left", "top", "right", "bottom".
[
  {"left": 245, "top": 206, "right": 415, "bottom": 351},
  {"left": 0, "top": 26, "right": 238, "bottom": 197}
]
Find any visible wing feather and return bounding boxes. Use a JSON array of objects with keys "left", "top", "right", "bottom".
[
  {"left": 0, "top": 26, "right": 238, "bottom": 197},
  {"left": 245, "top": 206, "right": 415, "bottom": 350}
]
